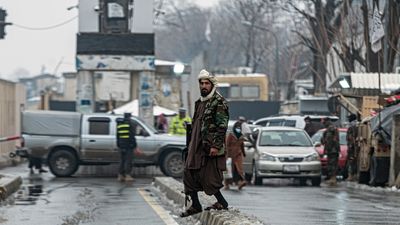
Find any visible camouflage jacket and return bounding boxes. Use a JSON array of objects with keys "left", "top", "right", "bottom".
[
  {"left": 321, "top": 124, "right": 340, "bottom": 154},
  {"left": 346, "top": 121, "right": 358, "bottom": 147},
  {"left": 194, "top": 91, "right": 229, "bottom": 156}
]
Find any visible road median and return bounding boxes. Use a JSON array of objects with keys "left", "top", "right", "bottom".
[
  {"left": 153, "top": 177, "right": 264, "bottom": 225},
  {"left": 0, "top": 174, "right": 22, "bottom": 200}
]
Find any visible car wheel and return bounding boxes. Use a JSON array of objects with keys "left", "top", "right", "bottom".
[
  {"left": 160, "top": 150, "right": 184, "bottom": 178},
  {"left": 252, "top": 164, "right": 262, "bottom": 186},
  {"left": 244, "top": 173, "right": 253, "bottom": 183},
  {"left": 311, "top": 177, "right": 321, "bottom": 186},
  {"left": 48, "top": 148, "right": 79, "bottom": 177}
]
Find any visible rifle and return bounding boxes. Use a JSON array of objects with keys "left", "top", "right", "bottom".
[{"left": 182, "top": 123, "right": 192, "bottom": 162}]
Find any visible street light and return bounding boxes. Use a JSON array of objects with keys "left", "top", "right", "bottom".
[
  {"left": 241, "top": 20, "right": 280, "bottom": 100},
  {"left": 173, "top": 62, "right": 185, "bottom": 75}
]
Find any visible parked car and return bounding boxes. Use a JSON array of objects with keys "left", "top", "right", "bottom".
[
  {"left": 311, "top": 128, "right": 348, "bottom": 178},
  {"left": 16, "top": 110, "right": 186, "bottom": 178},
  {"left": 244, "top": 127, "right": 322, "bottom": 186},
  {"left": 253, "top": 115, "right": 339, "bottom": 129}
]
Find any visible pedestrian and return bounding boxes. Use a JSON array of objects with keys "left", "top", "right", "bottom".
[
  {"left": 180, "top": 69, "right": 229, "bottom": 217},
  {"left": 225, "top": 121, "right": 247, "bottom": 190},
  {"left": 116, "top": 112, "right": 137, "bottom": 182},
  {"left": 28, "top": 155, "right": 47, "bottom": 174},
  {"left": 169, "top": 108, "right": 192, "bottom": 135},
  {"left": 304, "top": 116, "right": 318, "bottom": 137},
  {"left": 321, "top": 117, "right": 340, "bottom": 186},
  {"left": 156, "top": 113, "right": 168, "bottom": 133},
  {"left": 346, "top": 114, "right": 358, "bottom": 181},
  {"left": 238, "top": 116, "right": 252, "bottom": 140}
]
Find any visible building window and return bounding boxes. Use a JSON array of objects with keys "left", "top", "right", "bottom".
[
  {"left": 218, "top": 87, "right": 229, "bottom": 98},
  {"left": 230, "top": 86, "right": 241, "bottom": 98},
  {"left": 242, "top": 86, "right": 259, "bottom": 98}
]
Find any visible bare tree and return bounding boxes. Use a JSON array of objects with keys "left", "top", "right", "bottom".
[{"left": 287, "top": 0, "right": 352, "bottom": 94}]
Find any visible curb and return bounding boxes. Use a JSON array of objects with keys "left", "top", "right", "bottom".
[
  {"left": 154, "top": 177, "right": 264, "bottom": 225},
  {"left": 0, "top": 174, "right": 22, "bottom": 200},
  {"left": 345, "top": 181, "right": 400, "bottom": 194}
]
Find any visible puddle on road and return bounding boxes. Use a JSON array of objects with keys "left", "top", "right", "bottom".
[{"left": 14, "top": 184, "right": 44, "bottom": 205}]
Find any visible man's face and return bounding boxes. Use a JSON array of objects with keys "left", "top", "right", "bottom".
[{"left": 199, "top": 79, "right": 213, "bottom": 97}]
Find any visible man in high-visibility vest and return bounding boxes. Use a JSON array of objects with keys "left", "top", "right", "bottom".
[
  {"left": 169, "top": 108, "right": 192, "bottom": 135},
  {"left": 116, "top": 112, "right": 137, "bottom": 182}
]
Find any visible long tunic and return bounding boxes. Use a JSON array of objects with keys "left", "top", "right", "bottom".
[
  {"left": 226, "top": 133, "right": 245, "bottom": 181},
  {"left": 183, "top": 100, "right": 226, "bottom": 195}
]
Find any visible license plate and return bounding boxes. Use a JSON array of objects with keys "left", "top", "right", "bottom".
[{"left": 283, "top": 165, "right": 300, "bottom": 173}]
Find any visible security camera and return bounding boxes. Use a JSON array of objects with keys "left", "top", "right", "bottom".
[{"left": 94, "top": 5, "right": 100, "bottom": 12}]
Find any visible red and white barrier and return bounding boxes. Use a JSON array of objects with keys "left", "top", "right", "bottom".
[{"left": 0, "top": 135, "right": 20, "bottom": 142}]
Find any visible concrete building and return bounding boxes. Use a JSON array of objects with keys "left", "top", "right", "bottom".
[{"left": 76, "top": 0, "right": 155, "bottom": 125}]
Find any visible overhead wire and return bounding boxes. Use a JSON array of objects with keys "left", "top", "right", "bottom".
[{"left": 12, "top": 16, "right": 77, "bottom": 30}]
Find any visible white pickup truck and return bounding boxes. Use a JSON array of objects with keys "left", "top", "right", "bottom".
[{"left": 18, "top": 110, "right": 186, "bottom": 178}]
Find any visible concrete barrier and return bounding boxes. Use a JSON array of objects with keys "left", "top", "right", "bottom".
[
  {"left": 154, "top": 177, "right": 264, "bottom": 225},
  {"left": 0, "top": 174, "right": 22, "bottom": 200}
]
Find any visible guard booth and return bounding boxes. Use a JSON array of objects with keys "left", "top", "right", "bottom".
[{"left": 329, "top": 73, "right": 400, "bottom": 186}]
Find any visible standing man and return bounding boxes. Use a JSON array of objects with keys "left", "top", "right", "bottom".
[
  {"left": 304, "top": 116, "right": 318, "bottom": 137},
  {"left": 169, "top": 108, "right": 192, "bottom": 135},
  {"left": 346, "top": 114, "right": 358, "bottom": 181},
  {"left": 321, "top": 117, "right": 340, "bottom": 186},
  {"left": 116, "top": 112, "right": 137, "bottom": 182},
  {"left": 180, "top": 69, "right": 229, "bottom": 217}
]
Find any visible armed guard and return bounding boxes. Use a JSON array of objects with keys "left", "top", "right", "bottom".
[
  {"left": 321, "top": 117, "right": 340, "bottom": 186},
  {"left": 346, "top": 114, "right": 358, "bottom": 181}
]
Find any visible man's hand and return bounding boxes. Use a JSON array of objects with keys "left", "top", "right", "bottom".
[{"left": 209, "top": 147, "right": 218, "bottom": 157}]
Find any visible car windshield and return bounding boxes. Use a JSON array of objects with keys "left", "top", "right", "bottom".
[
  {"left": 311, "top": 130, "right": 347, "bottom": 145},
  {"left": 259, "top": 130, "right": 312, "bottom": 147}
]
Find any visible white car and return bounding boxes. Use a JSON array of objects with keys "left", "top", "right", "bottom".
[
  {"left": 244, "top": 127, "right": 322, "bottom": 186},
  {"left": 253, "top": 115, "right": 339, "bottom": 129}
]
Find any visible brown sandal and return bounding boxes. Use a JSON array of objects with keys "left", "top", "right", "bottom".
[
  {"left": 180, "top": 206, "right": 202, "bottom": 217},
  {"left": 204, "top": 202, "right": 228, "bottom": 211}
]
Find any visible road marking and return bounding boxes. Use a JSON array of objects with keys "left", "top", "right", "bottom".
[{"left": 138, "top": 188, "right": 179, "bottom": 225}]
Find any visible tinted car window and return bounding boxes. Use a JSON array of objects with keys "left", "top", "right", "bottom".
[
  {"left": 268, "top": 119, "right": 285, "bottom": 126},
  {"left": 89, "top": 121, "right": 110, "bottom": 135},
  {"left": 283, "top": 120, "right": 296, "bottom": 127}
]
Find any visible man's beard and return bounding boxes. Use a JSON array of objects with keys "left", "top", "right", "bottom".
[{"left": 201, "top": 88, "right": 211, "bottom": 97}]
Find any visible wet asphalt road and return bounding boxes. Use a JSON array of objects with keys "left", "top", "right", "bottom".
[
  {"left": 0, "top": 164, "right": 182, "bottom": 225},
  {"left": 2, "top": 163, "right": 400, "bottom": 225},
  {"left": 222, "top": 179, "right": 400, "bottom": 225}
]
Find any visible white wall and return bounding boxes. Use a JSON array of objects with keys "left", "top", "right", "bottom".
[{"left": 79, "top": 0, "right": 99, "bottom": 32}]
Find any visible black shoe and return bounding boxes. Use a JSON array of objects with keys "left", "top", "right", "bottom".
[
  {"left": 180, "top": 207, "right": 202, "bottom": 217},
  {"left": 39, "top": 169, "right": 48, "bottom": 173}
]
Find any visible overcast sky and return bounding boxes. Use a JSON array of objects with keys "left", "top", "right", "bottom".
[{"left": 0, "top": 0, "right": 218, "bottom": 81}]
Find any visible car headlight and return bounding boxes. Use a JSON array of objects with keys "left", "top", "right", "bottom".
[
  {"left": 260, "top": 153, "right": 276, "bottom": 161},
  {"left": 305, "top": 152, "right": 319, "bottom": 162}
]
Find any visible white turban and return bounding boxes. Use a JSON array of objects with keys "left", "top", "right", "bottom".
[{"left": 198, "top": 69, "right": 217, "bottom": 86}]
